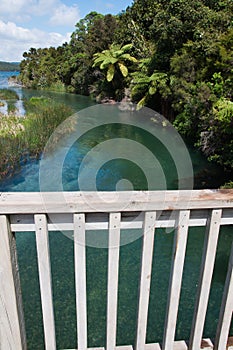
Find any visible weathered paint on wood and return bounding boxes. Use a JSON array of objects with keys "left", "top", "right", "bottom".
[
  {"left": 107, "top": 213, "right": 121, "bottom": 350},
  {"left": 136, "top": 211, "right": 157, "bottom": 350},
  {"left": 189, "top": 209, "right": 222, "bottom": 350},
  {"left": 215, "top": 243, "right": 233, "bottom": 350},
  {"left": 10, "top": 209, "right": 233, "bottom": 233},
  {"left": 0, "top": 189, "right": 233, "bottom": 214},
  {"left": 0, "top": 215, "right": 26, "bottom": 350},
  {"left": 0, "top": 190, "right": 233, "bottom": 350},
  {"left": 162, "top": 210, "right": 190, "bottom": 350},
  {"left": 35, "top": 214, "right": 56, "bottom": 350},
  {"left": 74, "top": 213, "right": 87, "bottom": 350}
]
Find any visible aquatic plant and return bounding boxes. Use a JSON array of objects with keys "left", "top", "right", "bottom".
[
  {"left": 0, "top": 97, "right": 73, "bottom": 179},
  {"left": 0, "top": 88, "right": 19, "bottom": 100}
]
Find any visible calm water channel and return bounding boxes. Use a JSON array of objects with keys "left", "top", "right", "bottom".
[{"left": 0, "top": 71, "right": 232, "bottom": 349}]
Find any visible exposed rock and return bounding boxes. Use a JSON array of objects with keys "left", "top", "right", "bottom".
[
  {"left": 8, "top": 75, "right": 23, "bottom": 87},
  {"left": 100, "top": 97, "right": 116, "bottom": 104}
]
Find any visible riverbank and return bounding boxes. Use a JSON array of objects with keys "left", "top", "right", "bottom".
[
  {"left": 0, "top": 78, "right": 231, "bottom": 189},
  {"left": 18, "top": 3, "right": 232, "bottom": 186},
  {"left": 0, "top": 96, "right": 73, "bottom": 180}
]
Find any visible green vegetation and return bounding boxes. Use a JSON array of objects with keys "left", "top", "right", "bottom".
[
  {"left": 19, "top": 12, "right": 117, "bottom": 94},
  {"left": 0, "top": 61, "right": 20, "bottom": 71},
  {"left": 19, "top": 1, "right": 233, "bottom": 183},
  {"left": 0, "top": 89, "right": 19, "bottom": 100},
  {"left": 221, "top": 181, "right": 233, "bottom": 189},
  {"left": 93, "top": 44, "right": 137, "bottom": 82},
  {"left": 0, "top": 89, "right": 19, "bottom": 115},
  {"left": 0, "top": 97, "right": 73, "bottom": 179}
]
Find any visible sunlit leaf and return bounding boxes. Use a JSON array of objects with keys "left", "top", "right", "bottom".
[
  {"left": 118, "top": 62, "right": 128, "bottom": 77},
  {"left": 137, "top": 95, "right": 147, "bottom": 109},
  {"left": 107, "top": 64, "right": 115, "bottom": 81},
  {"left": 149, "top": 85, "right": 157, "bottom": 95}
]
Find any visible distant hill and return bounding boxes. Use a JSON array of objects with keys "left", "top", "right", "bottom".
[{"left": 0, "top": 61, "right": 20, "bottom": 71}]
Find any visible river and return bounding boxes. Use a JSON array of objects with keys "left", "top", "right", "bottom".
[{"left": 0, "top": 71, "right": 232, "bottom": 348}]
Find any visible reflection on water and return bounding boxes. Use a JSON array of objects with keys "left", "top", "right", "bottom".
[{"left": 0, "top": 72, "right": 25, "bottom": 116}]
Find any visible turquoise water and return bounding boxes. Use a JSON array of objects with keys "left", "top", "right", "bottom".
[
  {"left": 0, "top": 72, "right": 232, "bottom": 348},
  {"left": 0, "top": 71, "right": 25, "bottom": 115},
  {"left": 0, "top": 71, "right": 19, "bottom": 87}
]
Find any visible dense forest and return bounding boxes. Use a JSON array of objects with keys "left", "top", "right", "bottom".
[
  {"left": 19, "top": 0, "right": 233, "bottom": 182},
  {"left": 0, "top": 61, "right": 20, "bottom": 71}
]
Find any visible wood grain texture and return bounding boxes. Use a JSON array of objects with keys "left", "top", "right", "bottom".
[
  {"left": 0, "top": 215, "right": 26, "bottom": 350},
  {"left": 107, "top": 213, "right": 121, "bottom": 350},
  {"left": 215, "top": 243, "right": 233, "bottom": 350},
  {"left": 162, "top": 210, "right": 190, "bottom": 350},
  {"left": 136, "top": 211, "right": 157, "bottom": 350},
  {"left": 0, "top": 189, "right": 233, "bottom": 214},
  {"left": 35, "top": 214, "right": 56, "bottom": 350},
  {"left": 189, "top": 209, "right": 222, "bottom": 350},
  {"left": 74, "top": 213, "right": 87, "bottom": 350}
]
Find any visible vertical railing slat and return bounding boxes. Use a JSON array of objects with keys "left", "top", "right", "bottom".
[
  {"left": 189, "top": 209, "right": 222, "bottom": 350},
  {"left": 162, "top": 210, "right": 190, "bottom": 350},
  {"left": 214, "top": 242, "right": 233, "bottom": 350},
  {"left": 136, "top": 211, "right": 157, "bottom": 350},
  {"left": 74, "top": 213, "right": 87, "bottom": 350},
  {"left": 106, "top": 212, "right": 121, "bottom": 350},
  {"left": 35, "top": 214, "right": 56, "bottom": 350},
  {"left": 0, "top": 215, "right": 26, "bottom": 350}
]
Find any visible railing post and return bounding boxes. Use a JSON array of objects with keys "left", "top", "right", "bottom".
[
  {"left": 162, "top": 210, "right": 190, "bottom": 350},
  {"left": 189, "top": 209, "right": 222, "bottom": 350},
  {"left": 214, "top": 242, "right": 233, "bottom": 349},
  {"left": 0, "top": 215, "right": 27, "bottom": 349},
  {"left": 136, "top": 211, "right": 157, "bottom": 350},
  {"left": 35, "top": 214, "right": 56, "bottom": 350},
  {"left": 74, "top": 213, "right": 88, "bottom": 350},
  {"left": 106, "top": 212, "right": 121, "bottom": 350}
]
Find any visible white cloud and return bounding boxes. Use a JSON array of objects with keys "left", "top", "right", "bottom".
[
  {"left": 30, "top": 0, "right": 59, "bottom": 16},
  {"left": 0, "top": 0, "right": 34, "bottom": 23},
  {"left": 0, "top": 0, "right": 57, "bottom": 17},
  {"left": 0, "top": 1, "right": 80, "bottom": 61},
  {"left": 49, "top": 4, "right": 80, "bottom": 26},
  {"left": 0, "top": 20, "right": 71, "bottom": 61},
  {"left": 0, "top": 0, "right": 79, "bottom": 24},
  {"left": 0, "top": 0, "right": 30, "bottom": 15}
]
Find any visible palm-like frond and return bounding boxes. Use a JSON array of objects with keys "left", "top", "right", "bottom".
[
  {"left": 118, "top": 62, "right": 128, "bottom": 77},
  {"left": 107, "top": 64, "right": 115, "bottom": 82},
  {"left": 92, "top": 43, "right": 137, "bottom": 81}
]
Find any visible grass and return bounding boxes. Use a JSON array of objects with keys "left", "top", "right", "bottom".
[
  {"left": 0, "top": 89, "right": 19, "bottom": 116},
  {"left": 0, "top": 88, "right": 19, "bottom": 100},
  {"left": 7, "top": 102, "right": 18, "bottom": 113},
  {"left": 0, "top": 97, "right": 73, "bottom": 180}
]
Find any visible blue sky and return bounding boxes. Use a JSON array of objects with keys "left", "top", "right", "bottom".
[{"left": 0, "top": 0, "right": 133, "bottom": 62}]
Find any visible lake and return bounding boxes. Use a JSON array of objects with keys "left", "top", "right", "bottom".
[{"left": 0, "top": 71, "right": 232, "bottom": 349}]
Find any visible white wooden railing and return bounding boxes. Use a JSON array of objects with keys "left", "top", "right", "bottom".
[{"left": 0, "top": 190, "right": 233, "bottom": 350}]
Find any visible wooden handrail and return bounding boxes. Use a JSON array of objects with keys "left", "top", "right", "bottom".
[
  {"left": 0, "top": 190, "right": 232, "bottom": 350},
  {"left": 0, "top": 189, "right": 233, "bottom": 214}
]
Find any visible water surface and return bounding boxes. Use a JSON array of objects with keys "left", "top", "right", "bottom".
[{"left": 0, "top": 72, "right": 232, "bottom": 349}]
